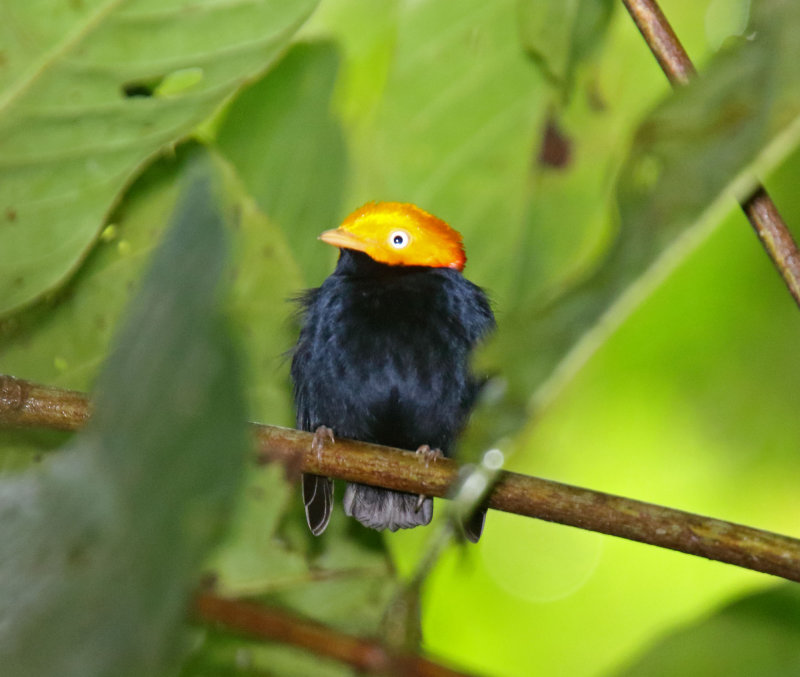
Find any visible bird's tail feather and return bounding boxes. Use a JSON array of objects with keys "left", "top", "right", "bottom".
[
  {"left": 343, "top": 483, "right": 433, "bottom": 531},
  {"left": 303, "top": 473, "right": 333, "bottom": 536}
]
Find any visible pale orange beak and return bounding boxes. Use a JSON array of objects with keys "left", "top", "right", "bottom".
[{"left": 318, "top": 227, "right": 370, "bottom": 253}]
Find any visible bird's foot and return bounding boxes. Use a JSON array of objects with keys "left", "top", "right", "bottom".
[
  {"left": 311, "top": 425, "right": 335, "bottom": 462},
  {"left": 415, "top": 444, "right": 443, "bottom": 467},
  {"left": 414, "top": 444, "right": 443, "bottom": 512}
]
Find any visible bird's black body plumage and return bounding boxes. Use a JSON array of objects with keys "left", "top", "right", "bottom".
[{"left": 291, "top": 249, "right": 495, "bottom": 541}]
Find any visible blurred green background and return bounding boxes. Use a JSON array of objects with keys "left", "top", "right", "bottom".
[{"left": 2, "top": 0, "right": 800, "bottom": 675}]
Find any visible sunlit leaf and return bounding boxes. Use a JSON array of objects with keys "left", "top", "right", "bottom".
[
  {"left": 334, "top": 0, "right": 545, "bottom": 302},
  {"left": 488, "top": 0, "right": 800, "bottom": 428}
]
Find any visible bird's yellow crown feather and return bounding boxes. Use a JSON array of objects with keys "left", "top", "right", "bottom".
[{"left": 319, "top": 202, "right": 466, "bottom": 271}]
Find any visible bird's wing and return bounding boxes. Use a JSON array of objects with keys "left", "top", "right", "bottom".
[{"left": 303, "top": 473, "right": 334, "bottom": 536}]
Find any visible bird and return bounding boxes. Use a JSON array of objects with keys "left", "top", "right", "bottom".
[{"left": 290, "top": 201, "right": 495, "bottom": 542}]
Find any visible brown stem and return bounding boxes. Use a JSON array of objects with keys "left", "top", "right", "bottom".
[
  {"left": 0, "top": 375, "right": 90, "bottom": 431},
  {"left": 621, "top": 0, "right": 800, "bottom": 308},
  {"left": 193, "top": 592, "right": 479, "bottom": 677},
  {"left": 621, "top": 0, "right": 695, "bottom": 85},
  {"left": 742, "top": 187, "right": 800, "bottom": 303},
  {"left": 3, "top": 374, "right": 800, "bottom": 583},
  {"left": 256, "top": 424, "right": 800, "bottom": 582}
]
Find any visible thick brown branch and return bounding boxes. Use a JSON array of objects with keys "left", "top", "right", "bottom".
[
  {"left": 3, "top": 374, "right": 800, "bottom": 583},
  {"left": 0, "top": 375, "right": 89, "bottom": 431},
  {"left": 621, "top": 0, "right": 800, "bottom": 308},
  {"left": 193, "top": 592, "right": 479, "bottom": 677},
  {"left": 256, "top": 424, "right": 800, "bottom": 582}
]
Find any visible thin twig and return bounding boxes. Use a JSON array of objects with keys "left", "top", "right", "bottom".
[
  {"left": 621, "top": 0, "right": 695, "bottom": 85},
  {"left": 742, "top": 187, "right": 800, "bottom": 303},
  {"left": 3, "top": 374, "right": 800, "bottom": 583},
  {"left": 621, "top": 0, "right": 800, "bottom": 307},
  {"left": 193, "top": 592, "right": 480, "bottom": 677}
]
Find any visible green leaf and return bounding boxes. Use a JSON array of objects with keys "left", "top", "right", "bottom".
[
  {"left": 517, "top": 0, "right": 614, "bottom": 95},
  {"left": 181, "top": 630, "right": 353, "bottom": 677},
  {"left": 0, "top": 164, "right": 249, "bottom": 676},
  {"left": 0, "top": 0, "right": 319, "bottom": 317},
  {"left": 0, "top": 143, "right": 298, "bottom": 464},
  {"left": 483, "top": 0, "right": 800, "bottom": 431},
  {"left": 616, "top": 584, "right": 800, "bottom": 676},
  {"left": 337, "top": 0, "right": 545, "bottom": 301},
  {"left": 216, "top": 41, "right": 348, "bottom": 287}
]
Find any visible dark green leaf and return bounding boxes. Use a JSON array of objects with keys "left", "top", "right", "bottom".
[
  {"left": 616, "top": 584, "right": 800, "bottom": 676},
  {"left": 181, "top": 629, "right": 353, "bottom": 677},
  {"left": 0, "top": 164, "right": 249, "bottom": 677}
]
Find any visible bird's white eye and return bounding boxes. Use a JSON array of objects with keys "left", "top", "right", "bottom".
[{"left": 389, "top": 230, "right": 410, "bottom": 249}]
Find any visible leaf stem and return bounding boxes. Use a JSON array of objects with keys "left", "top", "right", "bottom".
[
  {"left": 3, "top": 374, "right": 800, "bottom": 583},
  {"left": 621, "top": 0, "right": 800, "bottom": 307}
]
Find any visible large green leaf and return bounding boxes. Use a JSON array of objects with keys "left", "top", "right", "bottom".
[
  {"left": 481, "top": 0, "right": 800, "bottom": 434},
  {"left": 0, "top": 0, "right": 318, "bottom": 316},
  {"left": 347, "top": 0, "right": 543, "bottom": 303},
  {"left": 302, "top": 0, "right": 800, "bottom": 449},
  {"left": 216, "top": 41, "right": 348, "bottom": 287},
  {"left": 0, "top": 165, "right": 249, "bottom": 677},
  {"left": 616, "top": 585, "right": 800, "bottom": 676},
  {"left": 0, "top": 142, "right": 299, "bottom": 466},
  {"left": 517, "top": 0, "right": 614, "bottom": 96}
]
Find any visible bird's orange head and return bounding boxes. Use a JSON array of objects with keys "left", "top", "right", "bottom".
[{"left": 319, "top": 202, "right": 466, "bottom": 272}]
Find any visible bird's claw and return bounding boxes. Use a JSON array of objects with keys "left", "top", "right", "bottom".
[
  {"left": 414, "top": 444, "right": 443, "bottom": 512},
  {"left": 311, "top": 425, "right": 335, "bottom": 462},
  {"left": 415, "top": 444, "right": 443, "bottom": 467}
]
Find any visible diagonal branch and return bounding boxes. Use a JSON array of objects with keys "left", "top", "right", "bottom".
[
  {"left": 193, "top": 592, "right": 481, "bottom": 677},
  {"left": 3, "top": 374, "right": 800, "bottom": 583},
  {"left": 621, "top": 0, "right": 800, "bottom": 307}
]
